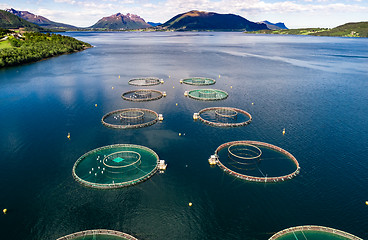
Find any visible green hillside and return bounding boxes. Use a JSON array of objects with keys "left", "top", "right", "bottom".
[
  {"left": 313, "top": 22, "right": 368, "bottom": 37},
  {"left": 0, "top": 10, "right": 45, "bottom": 31},
  {"left": 0, "top": 30, "right": 91, "bottom": 68},
  {"left": 246, "top": 21, "right": 368, "bottom": 38}
]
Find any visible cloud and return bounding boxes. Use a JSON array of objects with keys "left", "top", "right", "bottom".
[{"left": 54, "top": 0, "right": 77, "bottom": 4}]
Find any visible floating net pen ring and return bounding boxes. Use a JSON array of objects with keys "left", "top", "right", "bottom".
[
  {"left": 199, "top": 89, "right": 217, "bottom": 98},
  {"left": 56, "top": 229, "right": 139, "bottom": 240},
  {"left": 102, "top": 151, "right": 141, "bottom": 169},
  {"left": 134, "top": 90, "right": 152, "bottom": 98},
  {"left": 215, "top": 108, "right": 238, "bottom": 118},
  {"left": 197, "top": 107, "right": 252, "bottom": 127},
  {"left": 72, "top": 144, "right": 160, "bottom": 189},
  {"left": 269, "top": 225, "right": 363, "bottom": 240},
  {"left": 119, "top": 110, "right": 144, "bottom": 119},
  {"left": 181, "top": 77, "right": 216, "bottom": 86},
  {"left": 214, "top": 140, "right": 300, "bottom": 183},
  {"left": 128, "top": 77, "right": 162, "bottom": 86},
  {"left": 122, "top": 89, "right": 163, "bottom": 102},
  {"left": 101, "top": 108, "right": 159, "bottom": 129},
  {"left": 228, "top": 143, "right": 262, "bottom": 160},
  {"left": 188, "top": 89, "right": 228, "bottom": 101}
]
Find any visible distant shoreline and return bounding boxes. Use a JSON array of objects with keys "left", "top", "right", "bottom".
[{"left": 245, "top": 22, "right": 368, "bottom": 38}]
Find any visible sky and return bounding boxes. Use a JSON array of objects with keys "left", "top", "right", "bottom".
[{"left": 1, "top": 0, "right": 367, "bottom": 29}]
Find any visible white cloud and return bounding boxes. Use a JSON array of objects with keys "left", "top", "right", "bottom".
[{"left": 54, "top": 0, "right": 77, "bottom": 4}]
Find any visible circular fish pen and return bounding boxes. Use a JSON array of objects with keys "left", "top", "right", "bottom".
[
  {"left": 73, "top": 144, "right": 160, "bottom": 189},
  {"left": 196, "top": 107, "right": 252, "bottom": 127},
  {"left": 213, "top": 141, "right": 300, "bottom": 183},
  {"left": 128, "top": 77, "right": 162, "bottom": 86},
  {"left": 187, "top": 89, "right": 228, "bottom": 101},
  {"left": 101, "top": 108, "right": 159, "bottom": 129},
  {"left": 57, "top": 229, "right": 139, "bottom": 240},
  {"left": 269, "top": 225, "right": 363, "bottom": 240},
  {"left": 122, "top": 89, "right": 164, "bottom": 102},
  {"left": 181, "top": 77, "right": 216, "bottom": 86}
]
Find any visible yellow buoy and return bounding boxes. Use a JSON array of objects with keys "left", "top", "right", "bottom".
[
  {"left": 252, "top": 102, "right": 254, "bottom": 105},
  {"left": 112, "top": 87, "right": 114, "bottom": 89},
  {"left": 230, "top": 86, "right": 232, "bottom": 88},
  {"left": 282, "top": 128, "right": 286, "bottom": 135},
  {"left": 95, "top": 104, "right": 97, "bottom": 107},
  {"left": 3, "top": 209, "right": 7, "bottom": 214},
  {"left": 173, "top": 86, "right": 175, "bottom": 88},
  {"left": 366, "top": 201, "right": 368, "bottom": 205},
  {"left": 169, "top": 75, "right": 171, "bottom": 78},
  {"left": 176, "top": 103, "right": 178, "bottom": 106},
  {"left": 219, "top": 74, "right": 221, "bottom": 78},
  {"left": 179, "top": 133, "right": 181, "bottom": 136},
  {"left": 118, "top": 75, "right": 120, "bottom": 79},
  {"left": 188, "top": 202, "right": 192, "bottom": 207},
  {"left": 67, "top": 133, "right": 70, "bottom": 139}
]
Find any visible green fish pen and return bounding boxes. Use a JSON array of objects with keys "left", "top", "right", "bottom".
[
  {"left": 180, "top": 77, "right": 216, "bottom": 86},
  {"left": 187, "top": 89, "right": 228, "bottom": 101},
  {"left": 72, "top": 144, "right": 160, "bottom": 189},
  {"left": 269, "top": 225, "right": 363, "bottom": 240}
]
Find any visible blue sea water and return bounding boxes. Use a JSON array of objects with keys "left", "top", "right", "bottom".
[{"left": 0, "top": 32, "right": 367, "bottom": 240}]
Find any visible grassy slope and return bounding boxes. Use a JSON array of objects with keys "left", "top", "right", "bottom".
[{"left": 0, "top": 39, "right": 12, "bottom": 49}]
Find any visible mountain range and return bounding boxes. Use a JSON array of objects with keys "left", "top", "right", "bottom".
[
  {"left": 159, "top": 10, "right": 268, "bottom": 31},
  {"left": 5, "top": 8, "right": 78, "bottom": 30},
  {"left": 0, "top": 9, "right": 46, "bottom": 31},
  {"left": 2, "top": 8, "right": 280, "bottom": 32},
  {"left": 89, "top": 13, "right": 151, "bottom": 30},
  {"left": 259, "top": 21, "right": 288, "bottom": 30}
]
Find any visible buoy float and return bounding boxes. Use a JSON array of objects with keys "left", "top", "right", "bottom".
[
  {"left": 118, "top": 75, "right": 120, "bottom": 79},
  {"left": 251, "top": 102, "right": 254, "bottom": 105},
  {"left": 282, "top": 128, "right": 286, "bottom": 135},
  {"left": 219, "top": 74, "right": 221, "bottom": 78},
  {"left": 67, "top": 133, "right": 70, "bottom": 139},
  {"left": 112, "top": 87, "right": 114, "bottom": 89},
  {"left": 230, "top": 86, "right": 232, "bottom": 88},
  {"left": 173, "top": 86, "right": 175, "bottom": 88},
  {"left": 179, "top": 133, "right": 181, "bottom": 136},
  {"left": 366, "top": 201, "right": 368, "bottom": 205},
  {"left": 95, "top": 104, "right": 98, "bottom": 107},
  {"left": 3, "top": 209, "right": 7, "bottom": 214},
  {"left": 176, "top": 103, "right": 178, "bottom": 106},
  {"left": 169, "top": 75, "right": 171, "bottom": 78},
  {"left": 188, "top": 202, "right": 192, "bottom": 207}
]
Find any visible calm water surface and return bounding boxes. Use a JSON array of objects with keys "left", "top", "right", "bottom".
[{"left": 0, "top": 32, "right": 367, "bottom": 240}]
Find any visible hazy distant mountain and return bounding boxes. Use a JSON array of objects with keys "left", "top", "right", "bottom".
[
  {"left": 0, "top": 9, "right": 46, "bottom": 31},
  {"left": 148, "top": 22, "right": 162, "bottom": 27},
  {"left": 5, "top": 8, "right": 78, "bottom": 30},
  {"left": 260, "top": 21, "right": 288, "bottom": 30},
  {"left": 159, "top": 10, "right": 268, "bottom": 31},
  {"left": 90, "top": 13, "right": 151, "bottom": 30}
]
